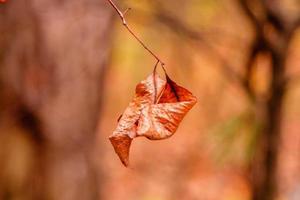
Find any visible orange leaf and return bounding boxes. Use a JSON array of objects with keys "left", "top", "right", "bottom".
[{"left": 109, "top": 71, "right": 197, "bottom": 166}]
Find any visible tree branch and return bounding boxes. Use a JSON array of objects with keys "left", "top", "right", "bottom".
[
  {"left": 261, "top": 0, "right": 285, "bottom": 31},
  {"left": 237, "top": 0, "right": 261, "bottom": 31},
  {"left": 237, "top": 0, "right": 282, "bottom": 59},
  {"left": 106, "top": 0, "right": 165, "bottom": 65}
]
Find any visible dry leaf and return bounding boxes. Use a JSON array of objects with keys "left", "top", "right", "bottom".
[{"left": 109, "top": 71, "right": 197, "bottom": 166}]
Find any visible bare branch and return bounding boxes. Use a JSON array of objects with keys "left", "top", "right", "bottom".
[
  {"left": 238, "top": 0, "right": 284, "bottom": 32},
  {"left": 106, "top": 0, "right": 164, "bottom": 65},
  {"left": 237, "top": 0, "right": 281, "bottom": 56},
  {"left": 123, "top": 8, "right": 131, "bottom": 16},
  {"left": 237, "top": 0, "right": 261, "bottom": 31}
]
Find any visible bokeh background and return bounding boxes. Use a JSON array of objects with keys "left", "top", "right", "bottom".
[{"left": 0, "top": 0, "right": 300, "bottom": 200}]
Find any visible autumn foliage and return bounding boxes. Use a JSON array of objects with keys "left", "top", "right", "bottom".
[{"left": 109, "top": 69, "right": 197, "bottom": 166}]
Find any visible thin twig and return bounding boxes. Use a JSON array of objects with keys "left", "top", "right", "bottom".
[
  {"left": 153, "top": 60, "right": 159, "bottom": 73},
  {"left": 123, "top": 8, "right": 131, "bottom": 16},
  {"left": 107, "top": 0, "right": 165, "bottom": 65},
  {"left": 237, "top": 0, "right": 261, "bottom": 31},
  {"left": 153, "top": 60, "right": 159, "bottom": 103}
]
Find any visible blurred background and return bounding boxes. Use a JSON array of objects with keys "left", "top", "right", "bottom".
[{"left": 0, "top": 0, "right": 300, "bottom": 200}]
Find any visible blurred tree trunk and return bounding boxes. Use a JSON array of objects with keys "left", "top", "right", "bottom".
[
  {"left": 0, "top": 1, "right": 112, "bottom": 200},
  {"left": 250, "top": 42, "right": 287, "bottom": 200},
  {"left": 237, "top": 1, "right": 299, "bottom": 199}
]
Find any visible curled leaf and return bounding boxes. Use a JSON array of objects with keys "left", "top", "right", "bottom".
[{"left": 109, "top": 71, "right": 197, "bottom": 166}]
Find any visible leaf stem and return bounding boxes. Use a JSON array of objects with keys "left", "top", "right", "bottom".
[
  {"left": 106, "top": 0, "right": 165, "bottom": 65},
  {"left": 153, "top": 60, "right": 159, "bottom": 103}
]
